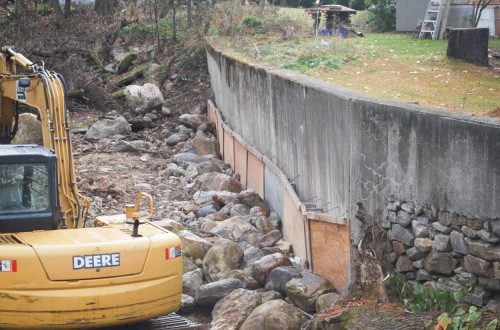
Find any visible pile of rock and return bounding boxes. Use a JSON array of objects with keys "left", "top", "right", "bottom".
[
  {"left": 79, "top": 106, "right": 340, "bottom": 329},
  {"left": 161, "top": 116, "right": 340, "bottom": 329},
  {"left": 380, "top": 198, "right": 500, "bottom": 308}
]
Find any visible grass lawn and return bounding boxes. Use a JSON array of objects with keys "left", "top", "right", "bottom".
[{"left": 209, "top": 8, "right": 500, "bottom": 117}]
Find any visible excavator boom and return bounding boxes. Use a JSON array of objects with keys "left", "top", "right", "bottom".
[{"left": 0, "top": 46, "right": 86, "bottom": 229}]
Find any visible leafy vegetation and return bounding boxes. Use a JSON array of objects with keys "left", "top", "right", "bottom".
[
  {"left": 386, "top": 274, "right": 498, "bottom": 330},
  {"left": 435, "top": 307, "right": 498, "bottom": 330},
  {"left": 284, "top": 54, "right": 346, "bottom": 70},
  {"left": 366, "top": 0, "right": 395, "bottom": 32}
]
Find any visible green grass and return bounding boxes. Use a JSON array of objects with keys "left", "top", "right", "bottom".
[{"left": 209, "top": 11, "right": 500, "bottom": 117}]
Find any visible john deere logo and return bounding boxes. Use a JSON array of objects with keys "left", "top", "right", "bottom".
[{"left": 73, "top": 253, "right": 120, "bottom": 269}]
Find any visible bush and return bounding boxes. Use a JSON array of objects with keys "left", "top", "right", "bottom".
[
  {"left": 243, "top": 16, "right": 263, "bottom": 28},
  {"left": 366, "top": 0, "right": 395, "bottom": 32}
]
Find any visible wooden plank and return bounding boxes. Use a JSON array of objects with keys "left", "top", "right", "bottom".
[
  {"left": 234, "top": 139, "right": 248, "bottom": 188},
  {"left": 247, "top": 152, "right": 264, "bottom": 198},
  {"left": 310, "top": 219, "right": 350, "bottom": 295},
  {"left": 307, "top": 212, "right": 347, "bottom": 225},
  {"left": 223, "top": 130, "right": 234, "bottom": 169},
  {"left": 283, "top": 192, "right": 308, "bottom": 265}
]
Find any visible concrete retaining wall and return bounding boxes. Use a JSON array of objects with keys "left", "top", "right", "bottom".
[
  {"left": 207, "top": 46, "right": 500, "bottom": 290},
  {"left": 208, "top": 100, "right": 351, "bottom": 294}
]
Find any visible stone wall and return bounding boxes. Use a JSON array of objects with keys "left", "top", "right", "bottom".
[{"left": 381, "top": 198, "right": 500, "bottom": 305}]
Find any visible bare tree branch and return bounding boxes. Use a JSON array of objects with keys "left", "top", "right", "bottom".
[{"left": 472, "top": 0, "right": 492, "bottom": 28}]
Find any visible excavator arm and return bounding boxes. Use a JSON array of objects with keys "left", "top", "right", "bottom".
[{"left": 0, "top": 47, "right": 88, "bottom": 229}]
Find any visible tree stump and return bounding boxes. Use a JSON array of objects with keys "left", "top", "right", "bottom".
[{"left": 446, "top": 28, "right": 489, "bottom": 67}]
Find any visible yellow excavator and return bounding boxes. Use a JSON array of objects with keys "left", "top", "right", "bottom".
[{"left": 0, "top": 47, "right": 182, "bottom": 329}]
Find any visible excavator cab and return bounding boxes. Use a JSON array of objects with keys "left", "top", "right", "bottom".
[{"left": 0, "top": 145, "right": 59, "bottom": 232}]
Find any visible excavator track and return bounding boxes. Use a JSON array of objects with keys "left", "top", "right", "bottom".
[{"left": 101, "top": 313, "right": 208, "bottom": 330}]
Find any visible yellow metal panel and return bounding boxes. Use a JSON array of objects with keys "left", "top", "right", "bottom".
[{"left": 0, "top": 228, "right": 182, "bottom": 329}]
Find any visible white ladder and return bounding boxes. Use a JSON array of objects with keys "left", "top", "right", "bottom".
[{"left": 418, "top": 0, "right": 444, "bottom": 40}]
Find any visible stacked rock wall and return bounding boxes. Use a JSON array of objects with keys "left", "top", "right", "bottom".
[{"left": 381, "top": 198, "right": 500, "bottom": 305}]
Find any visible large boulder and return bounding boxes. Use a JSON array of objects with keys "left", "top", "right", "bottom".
[
  {"left": 193, "top": 190, "right": 238, "bottom": 205},
  {"left": 225, "top": 269, "right": 260, "bottom": 290},
  {"left": 178, "top": 230, "right": 213, "bottom": 261},
  {"left": 259, "top": 229, "right": 283, "bottom": 248},
  {"left": 264, "top": 266, "right": 302, "bottom": 295},
  {"left": 155, "top": 219, "right": 185, "bottom": 233},
  {"left": 285, "top": 270, "right": 335, "bottom": 312},
  {"left": 182, "top": 134, "right": 221, "bottom": 158},
  {"left": 182, "top": 268, "right": 204, "bottom": 297},
  {"left": 172, "top": 153, "right": 209, "bottom": 167},
  {"left": 203, "top": 238, "right": 244, "bottom": 282},
  {"left": 210, "top": 288, "right": 262, "bottom": 330},
  {"left": 198, "top": 172, "right": 243, "bottom": 193},
  {"left": 238, "top": 190, "right": 270, "bottom": 213},
  {"left": 197, "top": 204, "right": 220, "bottom": 218},
  {"left": 195, "top": 278, "right": 246, "bottom": 307},
  {"left": 85, "top": 117, "right": 131, "bottom": 140},
  {"left": 124, "top": 83, "right": 164, "bottom": 114},
  {"left": 185, "top": 161, "right": 224, "bottom": 181},
  {"left": 11, "top": 113, "right": 42, "bottom": 145},
  {"left": 166, "top": 132, "right": 189, "bottom": 146},
  {"left": 240, "top": 299, "right": 308, "bottom": 330},
  {"left": 127, "top": 115, "right": 155, "bottom": 130},
  {"left": 110, "top": 140, "right": 156, "bottom": 152},
  {"left": 255, "top": 215, "right": 280, "bottom": 234},
  {"left": 242, "top": 246, "right": 266, "bottom": 269},
  {"left": 251, "top": 253, "right": 292, "bottom": 285},
  {"left": 210, "top": 217, "right": 262, "bottom": 246},
  {"left": 179, "top": 294, "right": 196, "bottom": 313},
  {"left": 179, "top": 114, "right": 211, "bottom": 129},
  {"left": 316, "top": 292, "right": 343, "bottom": 313}
]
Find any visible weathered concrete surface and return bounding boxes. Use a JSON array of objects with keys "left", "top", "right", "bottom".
[{"left": 207, "top": 46, "right": 500, "bottom": 288}]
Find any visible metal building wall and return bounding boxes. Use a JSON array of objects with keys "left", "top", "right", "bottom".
[{"left": 396, "top": 0, "right": 434, "bottom": 32}]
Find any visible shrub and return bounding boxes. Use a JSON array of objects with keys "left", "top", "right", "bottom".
[
  {"left": 243, "top": 15, "right": 263, "bottom": 28},
  {"left": 366, "top": 0, "right": 395, "bottom": 32}
]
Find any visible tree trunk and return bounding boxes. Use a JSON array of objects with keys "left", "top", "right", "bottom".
[
  {"left": 64, "top": 0, "right": 71, "bottom": 16},
  {"left": 49, "top": 0, "right": 63, "bottom": 21},
  {"left": 187, "top": 0, "right": 192, "bottom": 28},
  {"left": 172, "top": 0, "right": 177, "bottom": 43},
  {"left": 446, "top": 28, "right": 489, "bottom": 67},
  {"left": 438, "top": 0, "right": 451, "bottom": 39}
]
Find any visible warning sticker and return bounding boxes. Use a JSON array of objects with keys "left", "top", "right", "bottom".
[
  {"left": 165, "top": 246, "right": 182, "bottom": 260},
  {"left": 16, "top": 80, "right": 26, "bottom": 101},
  {"left": 1, "top": 260, "right": 17, "bottom": 272}
]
